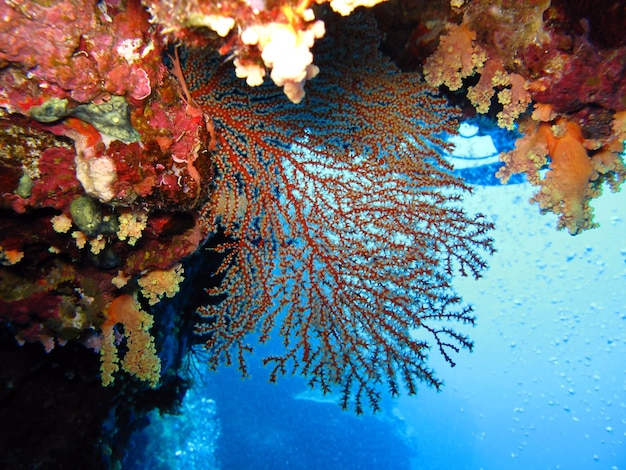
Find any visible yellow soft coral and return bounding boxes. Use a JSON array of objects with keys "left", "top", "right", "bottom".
[
  {"left": 0, "top": 247, "right": 24, "bottom": 265},
  {"left": 539, "top": 120, "right": 596, "bottom": 234},
  {"left": 329, "top": 0, "right": 388, "bottom": 16},
  {"left": 138, "top": 263, "right": 184, "bottom": 306},
  {"left": 497, "top": 119, "right": 549, "bottom": 186},
  {"left": 426, "top": 25, "right": 531, "bottom": 129},
  {"left": 498, "top": 118, "right": 605, "bottom": 234},
  {"left": 495, "top": 73, "right": 531, "bottom": 130},
  {"left": 100, "top": 294, "right": 161, "bottom": 388},
  {"left": 117, "top": 211, "right": 148, "bottom": 246},
  {"left": 589, "top": 111, "right": 626, "bottom": 192},
  {"left": 51, "top": 214, "right": 73, "bottom": 233},
  {"left": 423, "top": 24, "right": 488, "bottom": 92}
]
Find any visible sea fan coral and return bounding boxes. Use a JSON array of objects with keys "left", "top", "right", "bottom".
[{"left": 187, "top": 12, "right": 494, "bottom": 413}]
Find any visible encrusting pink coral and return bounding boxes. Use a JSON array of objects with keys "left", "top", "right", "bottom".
[{"left": 0, "top": 0, "right": 162, "bottom": 105}]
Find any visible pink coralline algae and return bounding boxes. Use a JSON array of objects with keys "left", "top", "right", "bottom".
[{"left": 0, "top": 0, "right": 160, "bottom": 104}]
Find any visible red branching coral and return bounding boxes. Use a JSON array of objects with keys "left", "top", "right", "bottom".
[{"left": 188, "top": 13, "right": 494, "bottom": 413}]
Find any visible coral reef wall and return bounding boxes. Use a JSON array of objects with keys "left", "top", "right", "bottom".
[{"left": 0, "top": 0, "right": 624, "bottom": 465}]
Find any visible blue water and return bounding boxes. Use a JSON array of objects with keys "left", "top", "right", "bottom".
[
  {"left": 128, "top": 129, "right": 626, "bottom": 470},
  {"left": 406, "top": 182, "right": 626, "bottom": 470}
]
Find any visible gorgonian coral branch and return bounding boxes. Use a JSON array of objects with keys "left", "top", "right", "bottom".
[{"left": 189, "top": 12, "right": 494, "bottom": 413}]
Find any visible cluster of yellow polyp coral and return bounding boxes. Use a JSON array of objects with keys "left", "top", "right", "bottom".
[
  {"left": 137, "top": 263, "right": 185, "bottom": 306},
  {"left": 423, "top": 0, "right": 549, "bottom": 130},
  {"left": 100, "top": 294, "right": 161, "bottom": 388},
  {"left": 423, "top": 23, "right": 531, "bottom": 130},
  {"left": 143, "top": 0, "right": 387, "bottom": 102},
  {"left": 423, "top": 24, "right": 486, "bottom": 94},
  {"left": 497, "top": 110, "right": 626, "bottom": 234}
]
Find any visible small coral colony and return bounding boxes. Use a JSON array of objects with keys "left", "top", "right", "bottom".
[{"left": 0, "top": 0, "right": 624, "bottom": 411}]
